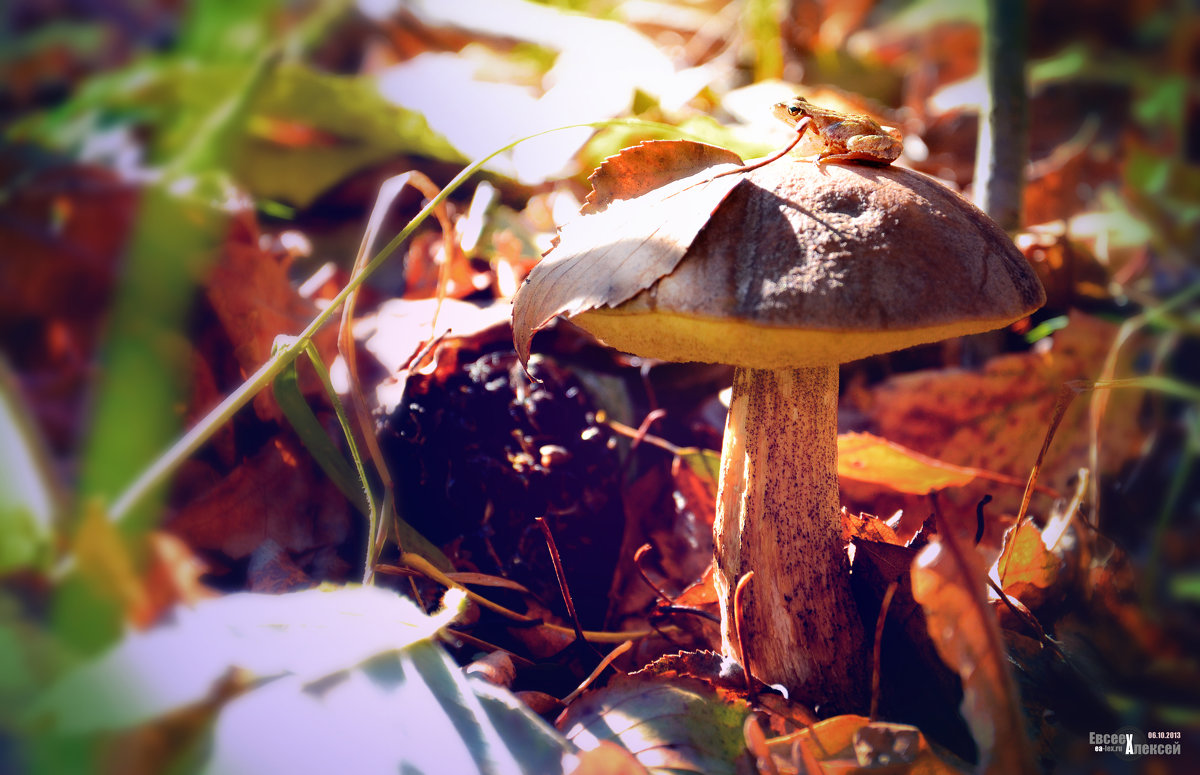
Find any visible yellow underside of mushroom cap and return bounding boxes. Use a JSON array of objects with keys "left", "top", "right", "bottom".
[{"left": 573, "top": 307, "right": 1023, "bottom": 369}]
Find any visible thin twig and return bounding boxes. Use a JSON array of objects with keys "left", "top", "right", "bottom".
[
  {"left": 535, "top": 516, "right": 600, "bottom": 658},
  {"left": 440, "top": 628, "right": 536, "bottom": 669},
  {"left": 633, "top": 543, "right": 676, "bottom": 605},
  {"left": 629, "top": 408, "right": 668, "bottom": 452}
]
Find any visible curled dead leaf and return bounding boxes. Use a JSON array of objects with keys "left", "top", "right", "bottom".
[{"left": 512, "top": 140, "right": 745, "bottom": 365}]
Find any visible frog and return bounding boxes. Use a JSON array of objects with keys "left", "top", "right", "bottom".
[{"left": 771, "top": 97, "right": 903, "bottom": 165}]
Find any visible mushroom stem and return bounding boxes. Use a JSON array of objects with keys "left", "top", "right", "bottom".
[{"left": 714, "top": 365, "right": 866, "bottom": 708}]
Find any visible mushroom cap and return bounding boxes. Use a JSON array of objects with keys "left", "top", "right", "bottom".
[{"left": 570, "top": 159, "right": 1045, "bottom": 369}]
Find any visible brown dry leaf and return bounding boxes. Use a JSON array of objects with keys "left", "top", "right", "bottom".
[
  {"left": 558, "top": 676, "right": 751, "bottom": 775},
  {"left": 673, "top": 563, "right": 719, "bottom": 609},
  {"left": 0, "top": 158, "right": 137, "bottom": 449},
  {"left": 136, "top": 532, "right": 213, "bottom": 627},
  {"left": 401, "top": 230, "right": 488, "bottom": 300},
  {"left": 847, "top": 310, "right": 1143, "bottom": 540},
  {"left": 512, "top": 140, "right": 745, "bottom": 364},
  {"left": 841, "top": 509, "right": 903, "bottom": 545},
  {"left": 204, "top": 210, "right": 335, "bottom": 422},
  {"left": 631, "top": 651, "right": 748, "bottom": 698},
  {"left": 166, "top": 435, "right": 351, "bottom": 561},
  {"left": 911, "top": 531, "right": 1039, "bottom": 775},
  {"left": 246, "top": 538, "right": 313, "bottom": 593},
  {"left": 838, "top": 432, "right": 977, "bottom": 494}
]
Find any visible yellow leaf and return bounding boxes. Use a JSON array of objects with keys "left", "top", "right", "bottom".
[{"left": 838, "top": 432, "right": 977, "bottom": 494}]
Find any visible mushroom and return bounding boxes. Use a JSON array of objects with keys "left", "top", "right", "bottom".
[{"left": 515, "top": 145, "right": 1045, "bottom": 709}]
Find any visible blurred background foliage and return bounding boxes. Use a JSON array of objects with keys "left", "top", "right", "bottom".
[{"left": 1, "top": 0, "right": 1198, "bottom": 772}]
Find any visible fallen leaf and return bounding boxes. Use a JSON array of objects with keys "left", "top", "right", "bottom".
[
  {"left": 993, "top": 517, "right": 1064, "bottom": 612},
  {"left": 512, "top": 140, "right": 745, "bottom": 365},
  {"left": 33, "top": 587, "right": 574, "bottom": 774},
  {"left": 138, "top": 532, "right": 213, "bottom": 627},
  {"left": 558, "top": 676, "right": 750, "bottom": 775},
  {"left": 246, "top": 538, "right": 313, "bottom": 593},
  {"left": 204, "top": 209, "right": 336, "bottom": 422},
  {"left": 841, "top": 508, "right": 903, "bottom": 545},
  {"left": 166, "top": 435, "right": 351, "bottom": 561},
  {"left": 838, "top": 432, "right": 978, "bottom": 494},
  {"left": 911, "top": 531, "right": 1039, "bottom": 774},
  {"left": 849, "top": 539, "right": 978, "bottom": 761},
  {"left": 761, "top": 714, "right": 967, "bottom": 775},
  {"left": 847, "top": 310, "right": 1144, "bottom": 541}
]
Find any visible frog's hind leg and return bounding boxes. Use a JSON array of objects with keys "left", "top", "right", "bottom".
[{"left": 816, "top": 151, "right": 894, "bottom": 165}]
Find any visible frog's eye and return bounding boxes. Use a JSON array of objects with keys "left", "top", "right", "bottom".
[{"left": 787, "top": 105, "right": 802, "bottom": 116}]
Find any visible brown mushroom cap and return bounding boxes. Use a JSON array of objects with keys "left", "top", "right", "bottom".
[{"left": 569, "top": 159, "right": 1046, "bottom": 370}]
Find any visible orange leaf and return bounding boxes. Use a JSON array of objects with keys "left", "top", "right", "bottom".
[
  {"left": 838, "top": 432, "right": 977, "bottom": 494},
  {"left": 762, "top": 714, "right": 967, "bottom": 774},
  {"left": 911, "top": 530, "right": 1039, "bottom": 774},
  {"left": 565, "top": 741, "right": 651, "bottom": 775},
  {"left": 995, "top": 517, "right": 1062, "bottom": 610}
]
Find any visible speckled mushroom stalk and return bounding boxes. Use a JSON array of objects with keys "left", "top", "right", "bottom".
[{"left": 715, "top": 365, "right": 863, "bottom": 705}]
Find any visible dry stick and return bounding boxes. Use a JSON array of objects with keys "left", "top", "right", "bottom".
[
  {"left": 633, "top": 543, "right": 676, "bottom": 605},
  {"left": 604, "top": 418, "right": 684, "bottom": 456},
  {"left": 869, "top": 581, "right": 899, "bottom": 722},
  {"left": 734, "top": 570, "right": 757, "bottom": 697},
  {"left": 441, "top": 628, "right": 536, "bottom": 669},
  {"left": 535, "top": 516, "right": 602, "bottom": 659},
  {"left": 628, "top": 408, "right": 667, "bottom": 452},
  {"left": 985, "top": 576, "right": 1065, "bottom": 661}
]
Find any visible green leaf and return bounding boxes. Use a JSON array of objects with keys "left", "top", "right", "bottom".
[
  {"left": 201, "top": 642, "right": 570, "bottom": 775},
  {"left": 34, "top": 585, "right": 465, "bottom": 733},
  {"left": 16, "top": 60, "right": 465, "bottom": 208},
  {"left": 0, "top": 359, "right": 56, "bottom": 573},
  {"left": 272, "top": 356, "right": 367, "bottom": 512},
  {"left": 233, "top": 63, "right": 466, "bottom": 206}
]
